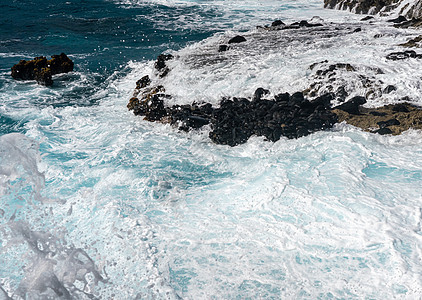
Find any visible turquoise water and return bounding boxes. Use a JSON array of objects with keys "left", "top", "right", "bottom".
[{"left": 1, "top": 0, "right": 422, "bottom": 299}]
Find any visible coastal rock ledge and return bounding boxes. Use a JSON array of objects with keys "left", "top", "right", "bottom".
[
  {"left": 128, "top": 17, "right": 422, "bottom": 146},
  {"left": 324, "top": 0, "right": 422, "bottom": 19}
]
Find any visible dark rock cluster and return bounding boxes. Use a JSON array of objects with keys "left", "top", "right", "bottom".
[
  {"left": 11, "top": 53, "right": 74, "bottom": 86},
  {"left": 386, "top": 50, "right": 422, "bottom": 60},
  {"left": 128, "top": 66, "right": 338, "bottom": 146},
  {"left": 209, "top": 91, "right": 338, "bottom": 146}
]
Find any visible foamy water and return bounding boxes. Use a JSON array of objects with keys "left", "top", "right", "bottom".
[{"left": 1, "top": 0, "right": 422, "bottom": 298}]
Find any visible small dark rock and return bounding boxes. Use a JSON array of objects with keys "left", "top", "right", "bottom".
[
  {"left": 387, "top": 16, "right": 407, "bottom": 23},
  {"left": 253, "top": 88, "right": 270, "bottom": 101},
  {"left": 155, "top": 54, "right": 173, "bottom": 77},
  {"left": 386, "top": 50, "right": 419, "bottom": 60},
  {"left": 361, "top": 16, "right": 374, "bottom": 21},
  {"left": 353, "top": 28, "right": 362, "bottom": 33},
  {"left": 377, "top": 118, "right": 400, "bottom": 128},
  {"left": 392, "top": 103, "right": 410, "bottom": 112},
  {"left": 218, "top": 45, "right": 230, "bottom": 52},
  {"left": 375, "top": 127, "right": 393, "bottom": 135},
  {"left": 383, "top": 85, "right": 397, "bottom": 94},
  {"left": 271, "top": 20, "right": 285, "bottom": 27},
  {"left": 228, "top": 35, "right": 247, "bottom": 44},
  {"left": 369, "top": 111, "right": 387, "bottom": 116},
  {"left": 136, "top": 75, "right": 151, "bottom": 89},
  {"left": 334, "top": 96, "right": 366, "bottom": 115}
]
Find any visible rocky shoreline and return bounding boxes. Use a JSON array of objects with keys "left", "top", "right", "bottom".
[{"left": 127, "top": 14, "right": 422, "bottom": 146}]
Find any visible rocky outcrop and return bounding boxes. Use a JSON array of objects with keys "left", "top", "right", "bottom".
[
  {"left": 324, "top": 0, "right": 422, "bottom": 19},
  {"left": 333, "top": 102, "right": 422, "bottom": 134},
  {"left": 11, "top": 53, "right": 74, "bottom": 86},
  {"left": 128, "top": 53, "right": 339, "bottom": 146}
]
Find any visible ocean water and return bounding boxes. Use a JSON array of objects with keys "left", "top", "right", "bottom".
[{"left": 1, "top": 0, "right": 422, "bottom": 299}]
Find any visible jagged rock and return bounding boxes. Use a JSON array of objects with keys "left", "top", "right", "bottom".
[
  {"left": 154, "top": 54, "right": 173, "bottom": 77},
  {"left": 228, "top": 36, "right": 247, "bottom": 44},
  {"left": 388, "top": 15, "right": 407, "bottom": 23},
  {"left": 136, "top": 75, "right": 151, "bottom": 89},
  {"left": 376, "top": 127, "right": 393, "bottom": 135},
  {"left": 271, "top": 20, "right": 285, "bottom": 27},
  {"left": 333, "top": 102, "right": 422, "bottom": 135},
  {"left": 394, "top": 18, "right": 422, "bottom": 28},
  {"left": 334, "top": 96, "right": 367, "bottom": 115},
  {"left": 208, "top": 91, "right": 338, "bottom": 146},
  {"left": 386, "top": 50, "right": 422, "bottom": 60},
  {"left": 383, "top": 85, "right": 397, "bottom": 93},
  {"left": 253, "top": 88, "right": 270, "bottom": 101},
  {"left": 11, "top": 53, "right": 73, "bottom": 86},
  {"left": 48, "top": 53, "right": 74, "bottom": 74},
  {"left": 399, "top": 35, "right": 422, "bottom": 47},
  {"left": 304, "top": 61, "right": 384, "bottom": 105},
  {"left": 34, "top": 68, "right": 53, "bottom": 86}
]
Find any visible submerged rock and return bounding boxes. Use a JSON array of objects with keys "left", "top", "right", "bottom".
[{"left": 11, "top": 53, "right": 74, "bottom": 86}]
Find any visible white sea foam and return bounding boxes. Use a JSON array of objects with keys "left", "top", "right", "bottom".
[{"left": 1, "top": 0, "right": 422, "bottom": 298}]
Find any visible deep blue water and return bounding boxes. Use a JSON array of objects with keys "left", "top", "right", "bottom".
[
  {"left": 1, "top": 0, "right": 215, "bottom": 72},
  {"left": 0, "top": 0, "right": 219, "bottom": 137}
]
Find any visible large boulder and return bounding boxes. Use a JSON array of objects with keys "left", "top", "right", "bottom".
[{"left": 11, "top": 53, "right": 74, "bottom": 86}]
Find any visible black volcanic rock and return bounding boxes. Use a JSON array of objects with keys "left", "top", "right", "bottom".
[
  {"left": 386, "top": 50, "right": 422, "bottom": 60},
  {"left": 228, "top": 36, "right": 247, "bottom": 44},
  {"left": 218, "top": 45, "right": 230, "bottom": 52},
  {"left": 155, "top": 54, "right": 174, "bottom": 77},
  {"left": 271, "top": 20, "right": 285, "bottom": 27},
  {"left": 387, "top": 15, "right": 407, "bottom": 23},
  {"left": 334, "top": 96, "right": 367, "bottom": 115}
]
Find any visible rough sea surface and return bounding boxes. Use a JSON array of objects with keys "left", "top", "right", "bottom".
[{"left": 1, "top": 0, "right": 422, "bottom": 298}]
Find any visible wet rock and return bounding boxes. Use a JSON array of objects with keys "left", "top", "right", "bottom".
[
  {"left": 386, "top": 50, "right": 422, "bottom": 60},
  {"left": 387, "top": 15, "right": 407, "bottom": 23},
  {"left": 11, "top": 53, "right": 73, "bottom": 86},
  {"left": 218, "top": 45, "right": 229, "bottom": 52},
  {"left": 333, "top": 96, "right": 367, "bottom": 115},
  {"left": 333, "top": 102, "right": 422, "bottom": 135},
  {"left": 399, "top": 35, "right": 422, "bottom": 48},
  {"left": 209, "top": 90, "right": 337, "bottom": 146},
  {"left": 48, "top": 53, "right": 74, "bottom": 74},
  {"left": 394, "top": 18, "right": 422, "bottom": 28},
  {"left": 34, "top": 68, "right": 53, "bottom": 86},
  {"left": 136, "top": 75, "right": 151, "bottom": 89},
  {"left": 253, "top": 88, "right": 270, "bottom": 101},
  {"left": 392, "top": 103, "right": 410, "bottom": 112},
  {"left": 383, "top": 85, "right": 397, "bottom": 94},
  {"left": 377, "top": 118, "right": 400, "bottom": 128},
  {"left": 154, "top": 54, "right": 173, "bottom": 77},
  {"left": 271, "top": 20, "right": 285, "bottom": 27},
  {"left": 228, "top": 36, "right": 247, "bottom": 44},
  {"left": 375, "top": 127, "right": 393, "bottom": 135}
]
